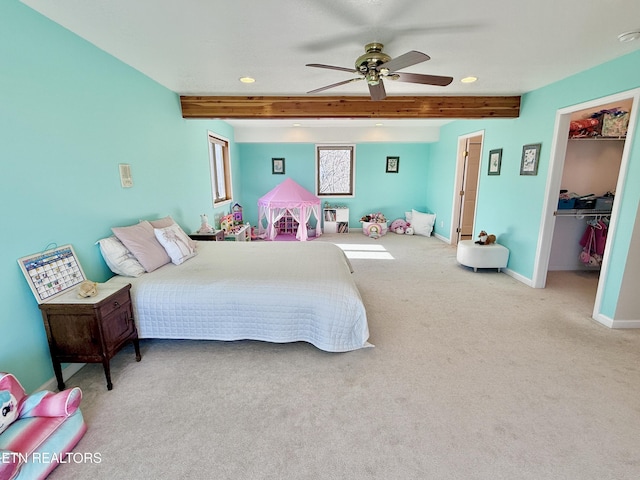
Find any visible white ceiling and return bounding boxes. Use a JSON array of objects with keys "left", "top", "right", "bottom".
[{"left": 21, "top": 0, "right": 640, "bottom": 132}]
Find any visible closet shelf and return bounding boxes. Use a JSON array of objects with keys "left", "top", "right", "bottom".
[
  {"left": 568, "top": 136, "right": 626, "bottom": 141},
  {"left": 554, "top": 209, "right": 612, "bottom": 217}
]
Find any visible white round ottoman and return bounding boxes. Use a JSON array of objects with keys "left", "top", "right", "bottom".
[{"left": 456, "top": 240, "right": 509, "bottom": 272}]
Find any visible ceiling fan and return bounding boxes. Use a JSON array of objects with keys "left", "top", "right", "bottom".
[{"left": 306, "top": 43, "right": 453, "bottom": 101}]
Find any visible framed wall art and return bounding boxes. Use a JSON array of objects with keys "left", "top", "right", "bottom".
[
  {"left": 520, "top": 143, "right": 541, "bottom": 176},
  {"left": 272, "top": 158, "right": 285, "bottom": 174},
  {"left": 488, "top": 148, "right": 502, "bottom": 175},
  {"left": 386, "top": 156, "right": 399, "bottom": 173}
]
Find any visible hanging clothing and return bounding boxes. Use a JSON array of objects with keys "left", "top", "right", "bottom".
[{"left": 579, "top": 220, "right": 608, "bottom": 266}]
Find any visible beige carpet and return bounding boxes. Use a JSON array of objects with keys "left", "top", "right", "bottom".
[{"left": 51, "top": 233, "right": 640, "bottom": 480}]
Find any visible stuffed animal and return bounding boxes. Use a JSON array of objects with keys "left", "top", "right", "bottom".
[
  {"left": 77, "top": 280, "right": 98, "bottom": 298},
  {"left": 390, "top": 218, "right": 407, "bottom": 234},
  {"left": 198, "top": 214, "right": 214, "bottom": 234},
  {"left": 0, "top": 373, "right": 83, "bottom": 435},
  {"left": 405, "top": 226, "right": 414, "bottom": 235},
  {"left": 475, "top": 230, "right": 496, "bottom": 245}
]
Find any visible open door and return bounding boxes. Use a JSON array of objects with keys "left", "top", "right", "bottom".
[{"left": 451, "top": 132, "right": 483, "bottom": 243}]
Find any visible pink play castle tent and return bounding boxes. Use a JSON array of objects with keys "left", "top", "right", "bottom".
[{"left": 257, "top": 178, "right": 322, "bottom": 241}]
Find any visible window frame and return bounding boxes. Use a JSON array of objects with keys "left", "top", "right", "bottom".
[
  {"left": 315, "top": 144, "right": 356, "bottom": 197},
  {"left": 207, "top": 131, "right": 233, "bottom": 207}
]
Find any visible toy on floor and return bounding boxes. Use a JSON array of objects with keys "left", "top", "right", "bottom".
[
  {"left": 198, "top": 214, "right": 214, "bottom": 234},
  {"left": 390, "top": 218, "right": 413, "bottom": 235},
  {"left": 367, "top": 223, "right": 383, "bottom": 239},
  {"left": 0, "top": 373, "right": 82, "bottom": 435},
  {"left": 475, "top": 230, "right": 496, "bottom": 245}
]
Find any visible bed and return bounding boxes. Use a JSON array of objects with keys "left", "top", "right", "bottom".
[{"left": 105, "top": 241, "right": 371, "bottom": 352}]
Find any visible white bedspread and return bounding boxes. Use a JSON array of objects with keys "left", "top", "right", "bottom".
[{"left": 106, "top": 241, "right": 370, "bottom": 352}]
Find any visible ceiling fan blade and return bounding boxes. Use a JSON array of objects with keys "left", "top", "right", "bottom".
[
  {"left": 368, "top": 81, "right": 386, "bottom": 101},
  {"left": 307, "top": 77, "right": 363, "bottom": 94},
  {"left": 306, "top": 63, "right": 358, "bottom": 74},
  {"left": 378, "top": 51, "right": 430, "bottom": 72},
  {"left": 392, "top": 72, "right": 453, "bottom": 86}
]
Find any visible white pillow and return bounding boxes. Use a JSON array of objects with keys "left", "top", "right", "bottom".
[
  {"left": 149, "top": 216, "right": 197, "bottom": 250},
  {"left": 96, "top": 236, "right": 146, "bottom": 277},
  {"left": 405, "top": 211, "right": 413, "bottom": 223},
  {"left": 154, "top": 224, "right": 197, "bottom": 265},
  {"left": 411, "top": 209, "right": 436, "bottom": 237}
]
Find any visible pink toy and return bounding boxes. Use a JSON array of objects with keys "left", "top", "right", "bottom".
[
  {"left": 390, "top": 218, "right": 407, "bottom": 234},
  {"left": 198, "top": 214, "right": 214, "bottom": 234}
]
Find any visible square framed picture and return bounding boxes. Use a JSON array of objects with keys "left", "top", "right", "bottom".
[
  {"left": 272, "top": 158, "right": 285, "bottom": 175},
  {"left": 386, "top": 156, "right": 399, "bottom": 173},
  {"left": 520, "top": 143, "right": 541, "bottom": 176},
  {"left": 488, "top": 148, "right": 502, "bottom": 175}
]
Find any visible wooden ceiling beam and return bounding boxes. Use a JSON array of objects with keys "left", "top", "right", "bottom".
[{"left": 180, "top": 95, "right": 520, "bottom": 119}]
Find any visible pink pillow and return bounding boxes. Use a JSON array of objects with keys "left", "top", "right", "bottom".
[
  {"left": 148, "top": 216, "right": 175, "bottom": 229},
  {"left": 112, "top": 221, "right": 171, "bottom": 272}
]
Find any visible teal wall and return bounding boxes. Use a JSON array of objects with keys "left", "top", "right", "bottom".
[
  {"left": 0, "top": 1, "right": 237, "bottom": 391},
  {"left": 426, "top": 50, "right": 640, "bottom": 318},
  {"left": 238, "top": 143, "right": 432, "bottom": 226},
  {"left": 3, "top": 0, "right": 639, "bottom": 392}
]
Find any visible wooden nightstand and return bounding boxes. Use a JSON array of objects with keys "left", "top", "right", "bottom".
[
  {"left": 189, "top": 230, "right": 224, "bottom": 241},
  {"left": 38, "top": 283, "right": 141, "bottom": 391}
]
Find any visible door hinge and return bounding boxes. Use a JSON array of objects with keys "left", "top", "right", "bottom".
[
  {"left": 459, "top": 190, "right": 464, "bottom": 196},
  {"left": 456, "top": 227, "right": 461, "bottom": 233}
]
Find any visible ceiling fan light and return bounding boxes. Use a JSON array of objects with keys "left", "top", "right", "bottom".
[
  {"left": 461, "top": 76, "right": 478, "bottom": 84},
  {"left": 618, "top": 31, "right": 640, "bottom": 43}
]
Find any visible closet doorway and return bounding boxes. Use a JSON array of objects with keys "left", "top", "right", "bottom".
[
  {"left": 451, "top": 132, "right": 484, "bottom": 244},
  {"left": 534, "top": 89, "right": 639, "bottom": 325}
]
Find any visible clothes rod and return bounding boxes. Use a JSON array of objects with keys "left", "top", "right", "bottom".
[{"left": 554, "top": 210, "right": 611, "bottom": 217}]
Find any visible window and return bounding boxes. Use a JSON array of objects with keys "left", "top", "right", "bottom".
[
  {"left": 208, "top": 132, "right": 232, "bottom": 205},
  {"left": 316, "top": 145, "right": 355, "bottom": 197}
]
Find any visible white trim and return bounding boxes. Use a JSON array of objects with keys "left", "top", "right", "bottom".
[
  {"left": 609, "top": 319, "right": 640, "bottom": 329},
  {"left": 502, "top": 267, "right": 533, "bottom": 287},
  {"left": 433, "top": 231, "right": 449, "bottom": 243}
]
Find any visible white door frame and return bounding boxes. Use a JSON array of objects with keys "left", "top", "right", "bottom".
[
  {"left": 532, "top": 88, "right": 640, "bottom": 324},
  {"left": 449, "top": 130, "right": 484, "bottom": 244}
]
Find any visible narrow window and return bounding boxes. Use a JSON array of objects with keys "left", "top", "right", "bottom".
[
  {"left": 316, "top": 145, "right": 355, "bottom": 196},
  {"left": 208, "top": 132, "right": 232, "bottom": 205}
]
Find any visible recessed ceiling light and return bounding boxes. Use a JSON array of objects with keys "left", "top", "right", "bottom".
[
  {"left": 375, "top": 123, "right": 383, "bottom": 127},
  {"left": 292, "top": 123, "right": 301, "bottom": 127},
  {"left": 618, "top": 31, "right": 640, "bottom": 43},
  {"left": 239, "top": 77, "right": 255, "bottom": 83},
  {"left": 461, "top": 76, "right": 478, "bottom": 84}
]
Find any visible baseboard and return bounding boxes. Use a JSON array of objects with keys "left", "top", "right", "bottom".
[
  {"left": 433, "top": 232, "right": 450, "bottom": 243},
  {"left": 594, "top": 313, "right": 640, "bottom": 329},
  {"left": 503, "top": 267, "right": 534, "bottom": 287},
  {"left": 37, "top": 363, "right": 86, "bottom": 392}
]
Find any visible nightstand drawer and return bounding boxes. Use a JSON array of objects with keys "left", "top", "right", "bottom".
[{"left": 98, "top": 289, "right": 131, "bottom": 317}]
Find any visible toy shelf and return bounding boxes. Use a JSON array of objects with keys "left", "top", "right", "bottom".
[
  {"left": 276, "top": 213, "right": 299, "bottom": 235},
  {"left": 323, "top": 207, "right": 349, "bottom": 234}
]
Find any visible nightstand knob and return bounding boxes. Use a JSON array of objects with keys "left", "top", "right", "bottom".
[{"left": 113, "top": 301, "right": 120, "bottom": 308}]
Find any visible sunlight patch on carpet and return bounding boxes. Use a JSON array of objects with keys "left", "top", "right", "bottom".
[{"left": 335, "top": 243, "right": 394, "bottom": 259}]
